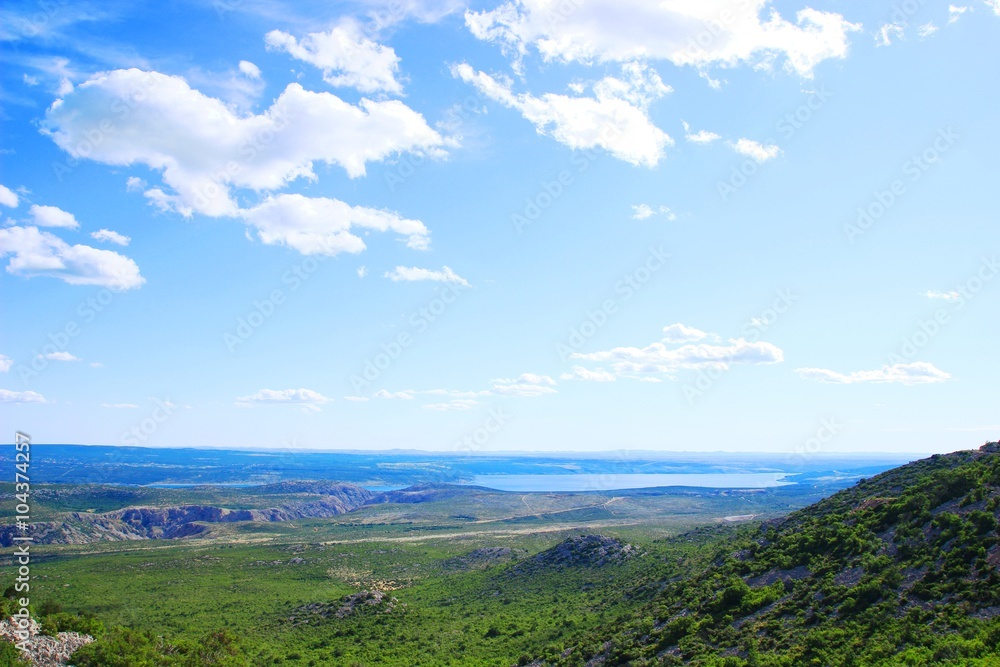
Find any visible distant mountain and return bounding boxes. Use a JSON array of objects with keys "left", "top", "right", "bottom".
[{"left": 531, "top": 441, "right": 1000, "bottom": 666}]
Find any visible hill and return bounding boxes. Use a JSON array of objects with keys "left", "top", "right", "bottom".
[{"left": 527, "top": 441, "right": 1000, "bottom": 666}]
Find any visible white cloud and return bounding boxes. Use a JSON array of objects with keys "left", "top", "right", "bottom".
[
  {"left": 571, "top": 331, "right": 783, "bottom": 380},
  {"left": 101, "top": 402, "right": 139, "bottom": 408},
  {"left": 0, "top": 226, "right": 144, "bottom": 290},
  {"left": 688, "top": 129, "right": 722, "bottom": 143},
  {"left": 730, "top": 138, "right": 781, "bottom": 162},
  {"left": 90, "top": 361, "right": 104, "bottom": 368},
  {"left": 875, "top": 22, "right": 906, "bottom": 47},
  {"left": 235, "top": 388, "right": 333, "bottom": 412},
  {"left": 357, "top": 265, "right": 368, "bottom": 278},
  {"left": 29, "top": 204, "right": 79, "bottom": 229},
  {"left": 490, "top": 373, "right": 557, "bottom": 397},
  {"left": 266, "top": 21, "right": 403, "bottom": 94},
  {"left": 465, "top": 0, "right": 860, "bottom": 78},
  {"left": 917, "top": 22, "right": 939, "bottom": 37},
  {"left": 661, "top": 323, "right": 709, "bottom": 343},
  {"left": 39, "top": 351, "right": 79, "bottom": 361},
  {"left": 982, "top": 1, "right": 998, "bottom": 16},
  {"left": 423, "top": 398, "right": 481, "bottom": 411},
  {"left": 0, "top": 389, "right": 46, "bottom": 404},
  {"left": 343, "top": 395, "right": 370, "bottom": 402},
  {"left": 560, "top": 366, "right": 616, "bottom": 382},
  {"left": 373, "top": 389, "right": 415, "bottom": 400},
  {"left": 795, "top": 362, "right": 951, "bottom": 385},
  {"left": 241, "top": 194, "right": 429, "bottom": 256},
  {"left": 631, "top": 204, "right": 677, "bottom": 221},
  {"left": 926, "top": 289, "right": 961, "bottom": 301},
  {"left": 631, "top": 204, "right": 655, "bottom": 220},
  {"left": 949, "top": 5, "right": 970, "bottom": 23},
  {"left": 90, "top": 229, "right": 130, "bottom": 246},
  {"left": 238, "top": 60, "right": 262, "bottom": 79},
  {"left": 384, "top": 265, "right": 469, "bottom": 286},
  {"left": 0, "top": 184, "right": 18, "bottom": 208},
  {"left": 43, "top": 69, "right": 445, "bottom": 219},
  {"left": 125, "top": 176, "right": 146, "bottom": 192},
  {"left": 452, "top": 62, "right": 673, "bottom": 167},
  {"left": 0, "top": 354, "right": 12, "bottom": 372}
]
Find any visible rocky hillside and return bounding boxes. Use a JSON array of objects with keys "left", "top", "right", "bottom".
[
  {"left": 0, "top": 482, "right": 372, "bottom": 546},
  {"left": 530, "top": 441, "right": 1000, "bottom": 667}
]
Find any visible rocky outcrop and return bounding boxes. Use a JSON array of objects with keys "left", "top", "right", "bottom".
[
  {"left": 288, "top": 590, "right": 398, "bottom": 626},
  {"left": 0, "top": 483, "right": 373, "bottom": 546},
  {"left": 512, "top": 535, "right": 639, "bottom": 574},
  {"left": 0, "top": 616, "right": 93, "bottom": 666}
]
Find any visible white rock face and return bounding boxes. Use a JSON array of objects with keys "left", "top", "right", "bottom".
[{"left": 0, "top": 616, "right": 94, "bottom": 666}]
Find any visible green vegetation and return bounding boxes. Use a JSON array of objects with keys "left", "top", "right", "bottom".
[{"left": 1, "top": 444, "right": 998, "bottom": 666}]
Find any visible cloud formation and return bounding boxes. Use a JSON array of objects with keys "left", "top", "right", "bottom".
[
  {"left": 0, "top": 225, "right": 144, "bottom": 289},
  {"left": 465, "top": 0, "right": 860, "bottom": 77},
  {"left": 795, "top": 362, "right": 951, "bottom": 385},
  {"left": 452, "top": 62, "right": 672, "bottom": 166}
]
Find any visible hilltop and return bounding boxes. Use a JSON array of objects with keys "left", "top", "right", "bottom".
[{"left": 530, "top": 441, "right": 1000, "bottom": 666}]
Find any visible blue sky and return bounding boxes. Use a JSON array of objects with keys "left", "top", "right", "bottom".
[{"left": 0, "top": 0, "right": 997, "bottom": 455}]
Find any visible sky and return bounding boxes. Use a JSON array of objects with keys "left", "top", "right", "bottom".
[{"left": 0, "top": 0, "right": 997, "bottom": 456}]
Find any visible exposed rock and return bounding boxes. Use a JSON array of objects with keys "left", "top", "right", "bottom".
[
  {"left": 444, "top": 547, "right": 525, "bottom": 570},
  {"left": 0, "top": 483, "right": 372, "bottom": 546},
  {"left": 288, "top": 590, "right": 398, "bottom": 626},
  {"left": 512, "top": 535, "right": 638, "bottom": 574},
  {"left": 0, "top": 616, "right": 93, "bottom": 666}
]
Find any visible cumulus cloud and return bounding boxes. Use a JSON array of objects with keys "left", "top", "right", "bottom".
[
  {"left": 0, "top": 389, "right": 46, "bottom": 404},
  {"left": 384, "top": 265, "right": 469, "bottom": 286},
  {"left": 0, "top": 184, "right": 19, "bottom": 208},
  {"left": 29, "top": 204, "right": 79, "bottom": 229},
  {"left": 465, "top": 0, "right": 860, "bottom": 78},
  {"left": 560, "top": 366, "right": 616, "bottom": 382},
  {"left": 266, "top": 21, "right": 403, "bottom": 94},
  {"left": 570, "top": 328, "right": 783, "bottom": 380},
  {"left": 452, "top": 61, "right": 673, "bottom": 166},
  {"left": 235, "top": 388, "right": 333, "bottom": 412},
  {"left": 631, "top": 204, "right": 655, "bottom": 220},
  {"left": 683, "top": 120, "right": 722, "bottom": 144},
  {"left": 423, "top": 398, "right": 481, "bottom": 411},
  {"left": 795, "top": 362, "right": 952, "bottom": 385},
  {"left": 0, "top": 226, "right": 144, "bottom": 289},
  {"left": 238, "top": 60, "right": 262, "bottom": 79},
  {"left": 917, "top": 22, "right": 939, "bottom": 37},
  {"left": 926, "top": 290, "right": 961, "bottom": 301},
  {"left": 730, "top": 138, "right": 781, "bottom": 162},
  {"left": 241, "top": 194, "right": 430, "bottom": 256},
  {"left": 43, "top": 69, "right": 445, "bottom": 219},
  {"left": 490, "top": 373, "right": 557, "bottom": 397},
  {"left": 0, "top": 354, "right": 12, "bottom": 372},
  {"left": 949, "top": 5, "right": 970, "bottom": 23},
  {"left": 90, "top": 229, "right": 130, "bottom": 246},
  {"left": 661, "top": 323, "right": 709, "bottom": 343},
  {"left": 631, "top": 204, "right": 677, "bottom": 221},
  {"left": 875, "top": 22, "right": 906, "bottom": 47},
  {"left": 39, "top": 351, "right": 79, "bottom": 361},
  {"left": 373, "top": 389, "right": 415, "bottom": 400}
]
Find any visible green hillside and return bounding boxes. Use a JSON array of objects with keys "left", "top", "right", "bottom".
[{"left": 537, "top": 442, "right": 1000, "bottom": 667}]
